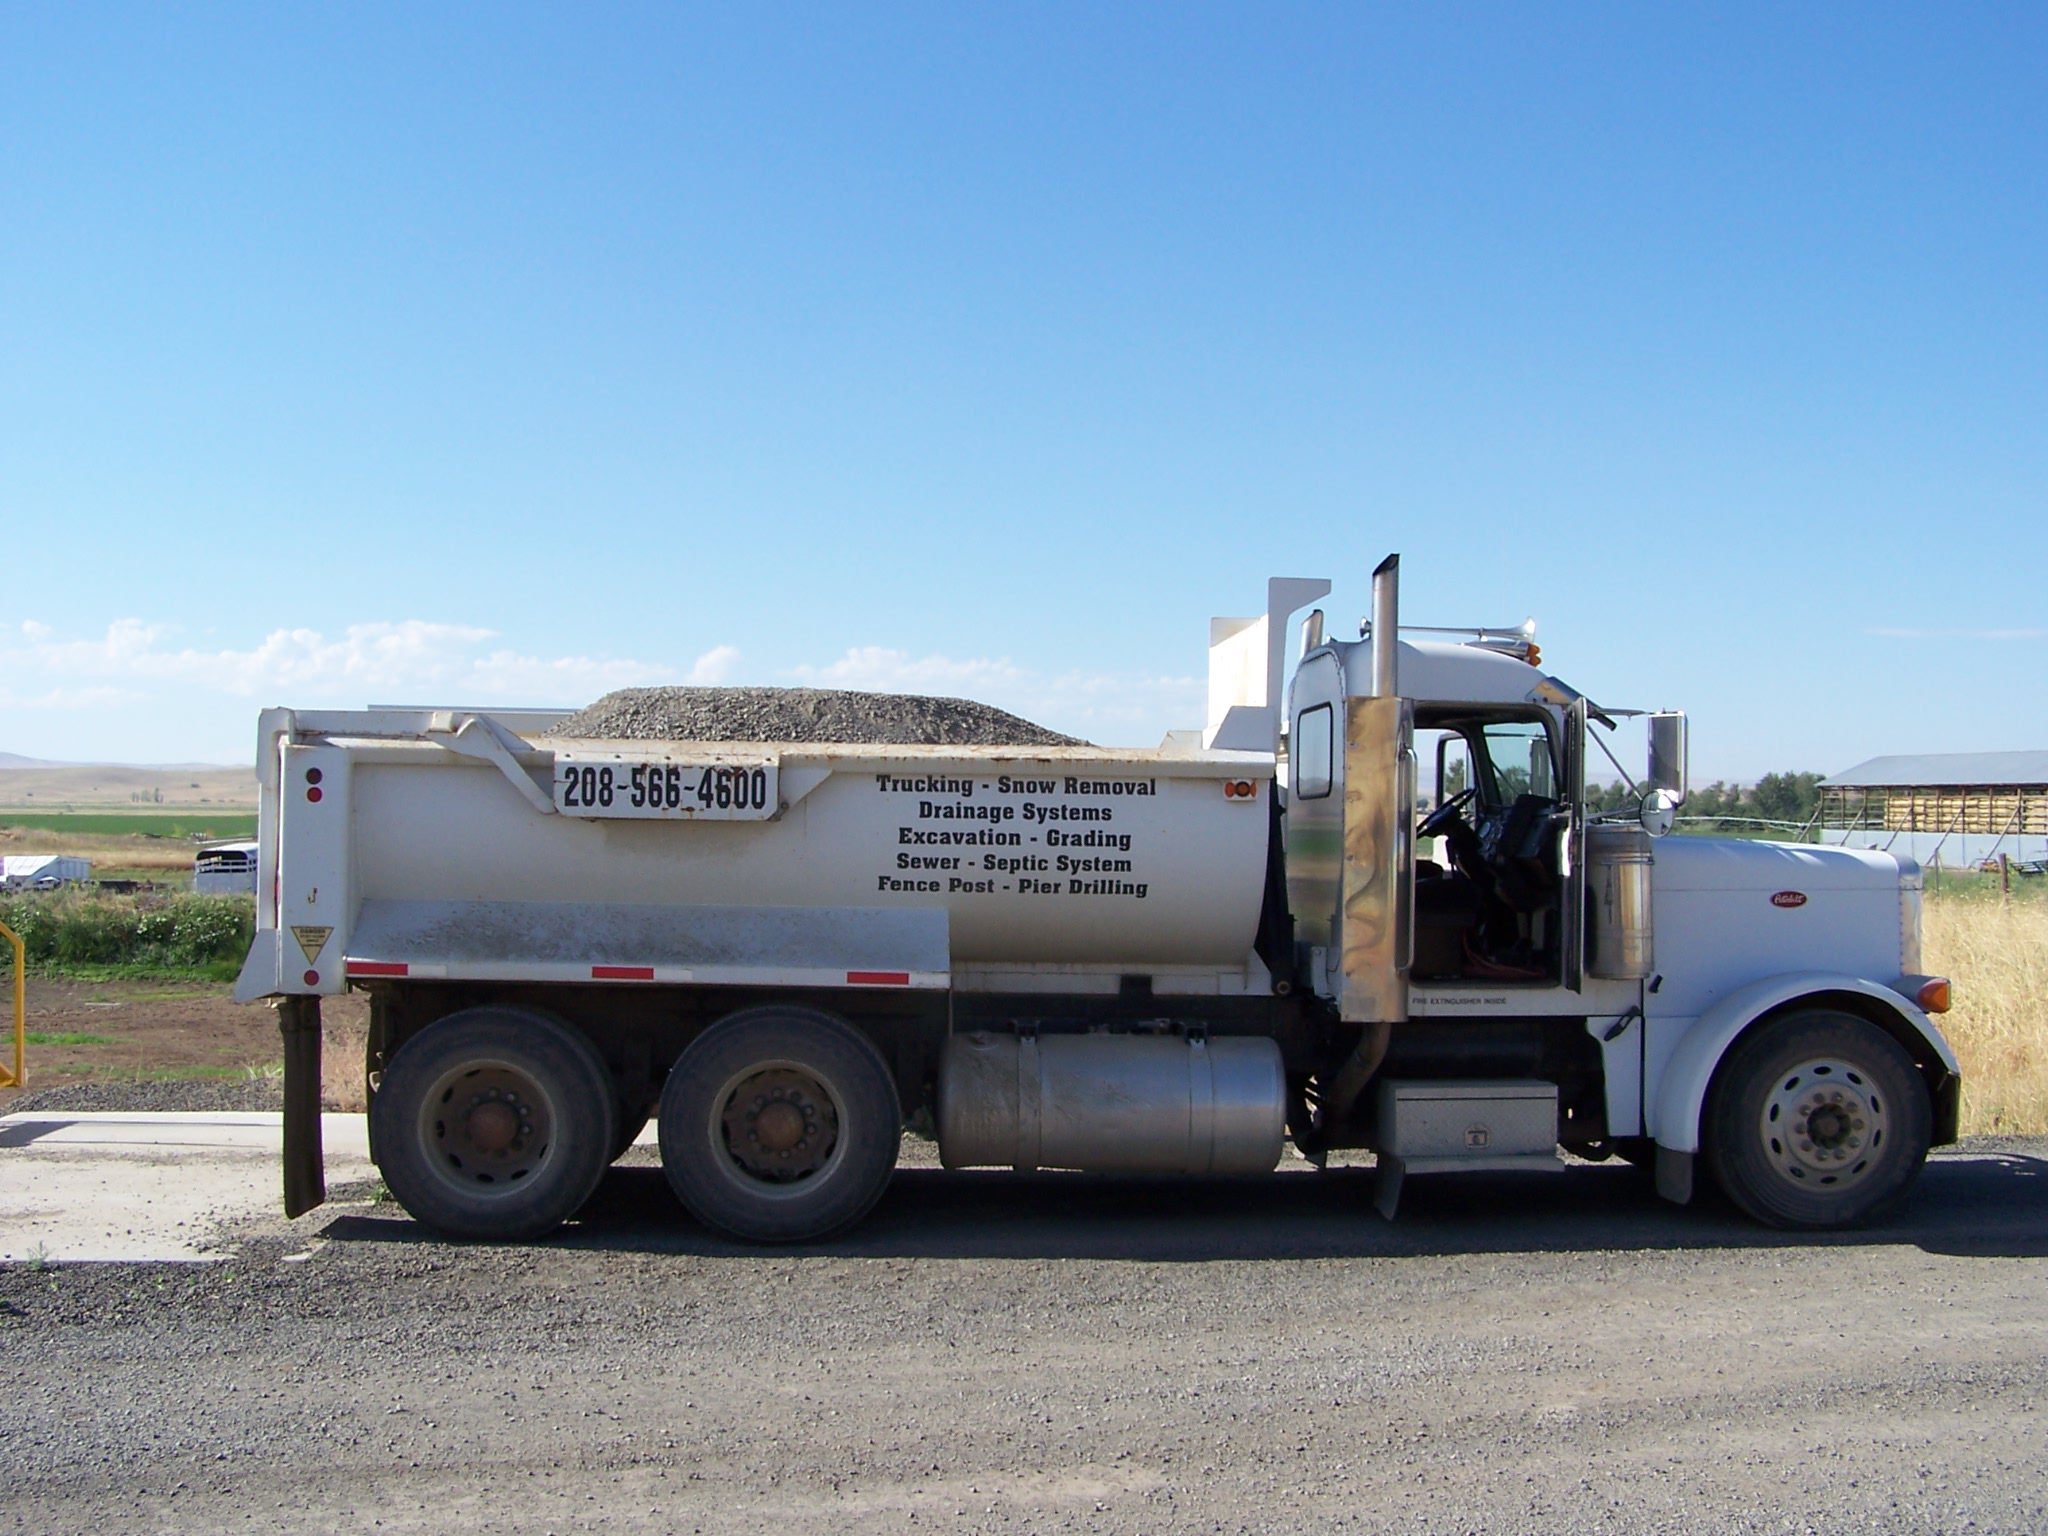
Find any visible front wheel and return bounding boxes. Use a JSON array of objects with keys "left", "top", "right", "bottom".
[
  {"left": 658, "top": 1005, "right": 901, "bottom": 1243},
  {"left": 1705, "top": 1010, "right": 1931, "bottom": 1228}
]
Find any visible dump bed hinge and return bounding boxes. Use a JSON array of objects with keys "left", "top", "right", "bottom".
[{"left": 427, "top": 713, "right": 557, "bottom": 815}]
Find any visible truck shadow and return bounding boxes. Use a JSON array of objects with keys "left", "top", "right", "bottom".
[{"left": 319, "top": 1149, "right": 2048, "bottom": 1262}]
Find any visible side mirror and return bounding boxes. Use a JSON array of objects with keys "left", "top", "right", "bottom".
[
  {"left": 1640, "top": 788, "right": 1678, "bottom": 838},
  {"left": 1648, "top": 712, "right": 1688, "bottom": 806}
]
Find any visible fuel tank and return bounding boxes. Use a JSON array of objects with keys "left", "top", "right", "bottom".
[
  {"left": 1586, "top": 824, "right": 1654, "bottom": 979},
  {"left": 936, "top": 1031, "right": 1287, "bottom": 1175}
]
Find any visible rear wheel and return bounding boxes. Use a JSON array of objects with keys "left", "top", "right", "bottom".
[
  {"left": 1705, "top": 1010, "right": 1930, "bottom": 1229},
  {"left": 658, "top": 1005, "right": 901, "bottom": 1243},
  {"left": 370, "top": 1006, "right": 617, "bottom": 1240}
]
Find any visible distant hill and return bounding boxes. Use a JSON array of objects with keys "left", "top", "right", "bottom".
[
  {"left": 0, "top": 762, "right": 256, "bottom": 810},
  {"left": 0, "top": 752, "right": 242, "bottom": 772}
]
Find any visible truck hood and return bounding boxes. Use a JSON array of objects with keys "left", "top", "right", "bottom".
[{"left": 1651, "top": 836, "right": 1908, "bottom": 894}]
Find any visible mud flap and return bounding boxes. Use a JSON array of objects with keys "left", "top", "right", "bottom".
[
  {"left": 279, "top": 995, "right": 326, "bottom": 1219},
  {"left": 1655, "top": 1144, "right": 1694, "bottom": 1205}
]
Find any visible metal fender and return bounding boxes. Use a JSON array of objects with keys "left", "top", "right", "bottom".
[
  {"left": 233, "top": 933, "right": 283, "bottom": 1004},
  {"left": 1651, "top": 972, "right": 1960, "bottom": 1163}
]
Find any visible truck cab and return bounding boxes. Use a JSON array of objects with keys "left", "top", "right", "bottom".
[{"left": 1274, "top": 557, "right": 1960, "bottom": 1223}]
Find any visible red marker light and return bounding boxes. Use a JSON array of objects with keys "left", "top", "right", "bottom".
[
  {"left": 303, "top": 970, "right": 319, "bottom": 986},
  {"left": 305, "top": 767, "right": 323, "bottom": 785},
  {"left": 307, "top": 787, "right": 323, "bottom": 803}
]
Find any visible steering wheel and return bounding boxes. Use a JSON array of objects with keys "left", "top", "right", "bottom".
[{"left": 1418, "top": 786, "right": 1477, "bottom": 840}]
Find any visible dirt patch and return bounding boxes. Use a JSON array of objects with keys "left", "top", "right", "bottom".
[{"left": 0, "top": 976, "right": 368, "bottom": 1115}]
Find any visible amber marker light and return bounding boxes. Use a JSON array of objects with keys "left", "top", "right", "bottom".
[{"left": 1917, "top": 977, "right": 1952, "bottom": 1014}]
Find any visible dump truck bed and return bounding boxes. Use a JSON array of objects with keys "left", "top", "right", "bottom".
[{"left": 237, "top": 711, "right": 1277, "bottom": 1003}]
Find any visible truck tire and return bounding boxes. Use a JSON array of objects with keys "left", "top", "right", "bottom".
[
  {"left": 1705, "top": 1010, "right": 1931, "bottom": 1229},
  {"left": 370, "top": 1006, "right": 618, "bottom": 1241},
  {"left": 658, "top": 1005, "right": 902, "bottom": 1243}
]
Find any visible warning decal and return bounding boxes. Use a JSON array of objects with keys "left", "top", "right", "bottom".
[{"left": 290, "top": 926, "right": 334, "bottom": 965}]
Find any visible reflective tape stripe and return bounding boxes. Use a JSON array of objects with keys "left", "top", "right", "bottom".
[{"left": 846, "top": 970, "right": 911, "bottom": 986}]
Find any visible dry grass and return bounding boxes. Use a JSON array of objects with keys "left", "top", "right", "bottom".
[
  {"left": 323, "top": 1015, "right": 370, "bottom": 1113},
  {"left": 1924, "top": 895, "right": 2048, "bottom": 1136},
  {"left": 0, "top": 825, "right": 202, "bottom": 873}
]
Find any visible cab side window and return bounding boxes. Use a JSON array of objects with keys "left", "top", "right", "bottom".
[
  {"left": 1420, "top": 729, "right": 1471, "bottom": 806},
  {"left": 1295, "top": 705, "right": 1334, "bottom": 799}
]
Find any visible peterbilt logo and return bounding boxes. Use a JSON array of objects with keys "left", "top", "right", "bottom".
[{"left": 1771, "top": 890, "right": 1809, "bottom": 909}]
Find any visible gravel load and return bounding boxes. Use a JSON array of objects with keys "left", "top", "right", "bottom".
[{"left": 544, "top": 686, "right": 1082, "bottom": 747}]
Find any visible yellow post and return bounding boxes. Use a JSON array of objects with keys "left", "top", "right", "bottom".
[{"left": 0, "top": 921, "right": 22, "bottom": 1089}]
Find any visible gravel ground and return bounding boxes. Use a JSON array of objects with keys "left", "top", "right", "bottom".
[
  {"left": 5, "top": 1078, "right": 285, "bottom": 1115},
  {"left": 545, "top": 686, "right": 1081, "bottom": 746},
  {"left": 3, "top": 1137, "right": 2045, "bottom": 1536}
]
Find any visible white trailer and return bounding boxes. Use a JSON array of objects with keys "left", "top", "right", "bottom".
[
  {"left": 238, "top": 557, "right": 1959, "bottom": 1241},
  {"left": 194, "top": 840, "right": 260, "bottom": 896}
]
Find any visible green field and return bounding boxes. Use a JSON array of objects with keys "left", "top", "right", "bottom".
[{"left": 0, "top": 811, "right": 258, "bottom": 839}]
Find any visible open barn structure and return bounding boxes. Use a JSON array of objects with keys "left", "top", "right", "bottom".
[
  {"left": 1, "top": 854, "right": 91, "bottom": 891},
  {"left": 1819, "top": 751, "right": 2048, "bottom": 869}
]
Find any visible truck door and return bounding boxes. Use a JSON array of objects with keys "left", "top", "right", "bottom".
[
  {"left": 1284, "top": 651, "right": 1345, "bottom": 957},
  {"left": 1285, "top": 651, "right": 1417, "bottom": 1020}
]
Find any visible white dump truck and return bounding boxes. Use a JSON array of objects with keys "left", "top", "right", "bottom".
[{"left": 238, "top": 556, "right": 1959, "bottom": 1241}]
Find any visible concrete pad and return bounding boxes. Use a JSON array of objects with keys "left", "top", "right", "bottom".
[{"left": 0, "top": 1112, "right": 375, "bottom": 1264}]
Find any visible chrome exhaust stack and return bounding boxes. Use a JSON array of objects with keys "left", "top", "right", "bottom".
[
  {"left": 1328, "top": 550, "right": 1411, "bottom": 1108},
  {"left": 1369, "top": 553, "right": 1400, "bottom": 697}
]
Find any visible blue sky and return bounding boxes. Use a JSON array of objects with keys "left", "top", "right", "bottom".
[{"left": 2, "top": 4, "right": 2041, "bottom": 778}]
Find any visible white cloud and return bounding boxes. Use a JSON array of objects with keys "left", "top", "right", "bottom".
[
  {"left": 792, "top": 646, "right": 1035, "bottom": 693},
  {"left": 0, "top": 618, "right": 739, "bottom": 709},
  {"left": 787, "top": 646, "right": 1204, "bottom": 744},
  {"left": 0, "top": 684, "right": 142, "bottom": 709},
  {"left": 686, "top": 644, "right": 742, "bottom": 686}
]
